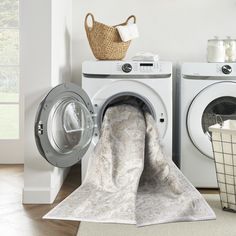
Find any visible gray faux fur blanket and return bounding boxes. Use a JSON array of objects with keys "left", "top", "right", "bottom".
[{"left": 44, "top": 104, "right": 216, "bottom": 226}]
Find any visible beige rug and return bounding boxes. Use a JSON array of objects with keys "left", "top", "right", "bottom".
[
  {"left": 77, "top": 194, "right": 236, "bottom": 236},
  {"left": 45, "top": 104, "right": 215, "bottom": 226}
]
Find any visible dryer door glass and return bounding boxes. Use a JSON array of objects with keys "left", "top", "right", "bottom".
[
  {"left": 202, "top": 96, "right": 236, "bottom": 138},
  {"left": 35, "top": 83, "right": 95, "bottom": 168},
  {"left": 187, "top": 82, "right": 236, "bottom": 159}
]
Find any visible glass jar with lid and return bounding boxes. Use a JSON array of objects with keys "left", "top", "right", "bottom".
[
  {"left": 224, "top": 37, "right": 236, "bottom": 62},
  {"left": 207, "top": 37, "right": 225, "bottom": 63}
]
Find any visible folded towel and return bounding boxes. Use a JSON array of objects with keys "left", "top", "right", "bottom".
[
  {"left": 132, "top": 52, "right": 159, "bottom": 61},
  {"left": 44, "top": 103, "right": 216, "bottom": 226},
  {"left": 116, "top": 23, "right": 139, "bottom": 42}
]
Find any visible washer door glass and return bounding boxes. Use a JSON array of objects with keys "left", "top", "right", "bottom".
[
  {"left": 35, "top": 83, "right": 95, "bottom": 168},
  {"left": 48, "top": 99, "right": 94, "bottom": 154},
  {"left": 187, "top": 82, "right": 236, "bottom": 159}
]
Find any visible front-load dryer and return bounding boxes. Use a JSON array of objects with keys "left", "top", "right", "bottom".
[
  {"left": 179, "top": 62, "right": 236, "bottom": 188},
  {"left": 34, "top": 61, "right": 173, "bottom": 181}
]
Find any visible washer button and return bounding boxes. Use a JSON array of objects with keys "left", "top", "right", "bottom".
[{"left": 122, "top": 63, "right": 132, "bottom": 73}]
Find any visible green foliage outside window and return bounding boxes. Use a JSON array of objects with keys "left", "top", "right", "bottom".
[
  {"left": 0, "top": 0, "right": 19, "bottom": 28},
  {"left": 0, "top": 0, "right": 19, "bottom": 139},
  {"left": 0, "top": 0, "right": 19, "bottom": 98}
]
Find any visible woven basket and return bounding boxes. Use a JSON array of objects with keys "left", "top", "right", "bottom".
[{"left": 84, "top": 13, "right": 136, "bottom": 60}]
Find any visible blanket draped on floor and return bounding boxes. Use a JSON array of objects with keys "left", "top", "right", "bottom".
[{"left": 44, "top": 104, "right": 216, "bottom": 226}]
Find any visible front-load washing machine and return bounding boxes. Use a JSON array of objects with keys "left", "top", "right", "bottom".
[
  {"left": 35, "top": 61, "right": 173, "bottom": 180},
  {"left": 179, "top": 62, "right": 236, "bottom": 188}
]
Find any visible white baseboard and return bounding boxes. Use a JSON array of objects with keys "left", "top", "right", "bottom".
[
  {"left": 22, "top": 188, "right": 53, "bottom": 204},
  {"left": 22, "top": 167, "right": 70, "bottom": 204}
]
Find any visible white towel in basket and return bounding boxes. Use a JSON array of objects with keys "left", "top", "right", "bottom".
[{"left": 116, "top": 23, "right": 139, "bottom": 42}]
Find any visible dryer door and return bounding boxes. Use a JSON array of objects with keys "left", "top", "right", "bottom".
[
  {"left": 187, "top": 81, "right": 236, "bottom": 159},
  {"left": 35, "top": 83, "right": 95, "bottom": 168}
]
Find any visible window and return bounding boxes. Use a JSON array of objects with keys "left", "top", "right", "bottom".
[{"left": 0, "top": 0, "right": 19, "bottom": 139}]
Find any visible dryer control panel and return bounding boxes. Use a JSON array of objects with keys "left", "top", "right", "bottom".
[
  {"left": 219, "top": 64, "right": 233, "bottom": 75},
  {"left": 182, "top": 62, "right": 236, "bottom": 78}
]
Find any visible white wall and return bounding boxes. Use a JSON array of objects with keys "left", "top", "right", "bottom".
[
  {"left": 72, "top": 0, "right": 236, "bottom": 83},
  {"left": 51, "top": 0, "right": 72, "bottom": 86},
  {"left": 21, "top": 0, "right": 72, "bottom": 204},
  {"left": 21, "top": 0, "right": 236, "bottom": 203}
]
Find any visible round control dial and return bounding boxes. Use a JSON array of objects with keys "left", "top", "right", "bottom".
[
  {"left": 222, "top": 65, "right": 232, "bottom": 74},
  {"left": 122, "top": 63, "right": 132, "bottom": 73}
]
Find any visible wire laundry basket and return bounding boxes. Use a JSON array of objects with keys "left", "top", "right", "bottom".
[{"left": 208, "top": 115, "right": 236, "bottom": 212}]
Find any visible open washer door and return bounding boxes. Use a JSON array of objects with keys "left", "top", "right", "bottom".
[
  {"left": 35, "top": 83, "right": 95, "bottom": 168},
  {"left": 187, "top": 81, "right": 236, "bottom": 159}
]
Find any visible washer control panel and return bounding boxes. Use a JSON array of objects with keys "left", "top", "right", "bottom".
[
  {"left": 139, "top": 63, "right": 157, "bottom": 73},
  {"left": 117, "top": 61, "right": 163, "bottom": 74},
  {"left": 82, "top": 61, "right": 172, "bottom": 76}
]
